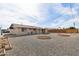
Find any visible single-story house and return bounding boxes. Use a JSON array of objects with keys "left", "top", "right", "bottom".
[{"left": 9, "top": 24, "right": 48, "bottom": 35}]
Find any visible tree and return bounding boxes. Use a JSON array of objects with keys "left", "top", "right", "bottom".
[{"left": 69, "top": 27, "right": 76, "bottom": 29}]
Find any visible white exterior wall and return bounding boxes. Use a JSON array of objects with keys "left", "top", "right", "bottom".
[
  {"left": 9, "top": 27, "right": 48, "bottom": 35},
  {"left": 10, "top": 28, "right": 29, "bottom": 35}
]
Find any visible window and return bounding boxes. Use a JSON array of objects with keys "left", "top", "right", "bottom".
[{"left": 21, "top": 28, "right": 25, "bottom": 32}]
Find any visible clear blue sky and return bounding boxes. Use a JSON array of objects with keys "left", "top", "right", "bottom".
[{"left": 0, "top": 3, "right": 79, "bottom": 29}]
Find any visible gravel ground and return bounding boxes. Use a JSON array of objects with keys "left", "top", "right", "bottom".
[{"left": 5, "top": 33, "right": 79, "bottom": 56}]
